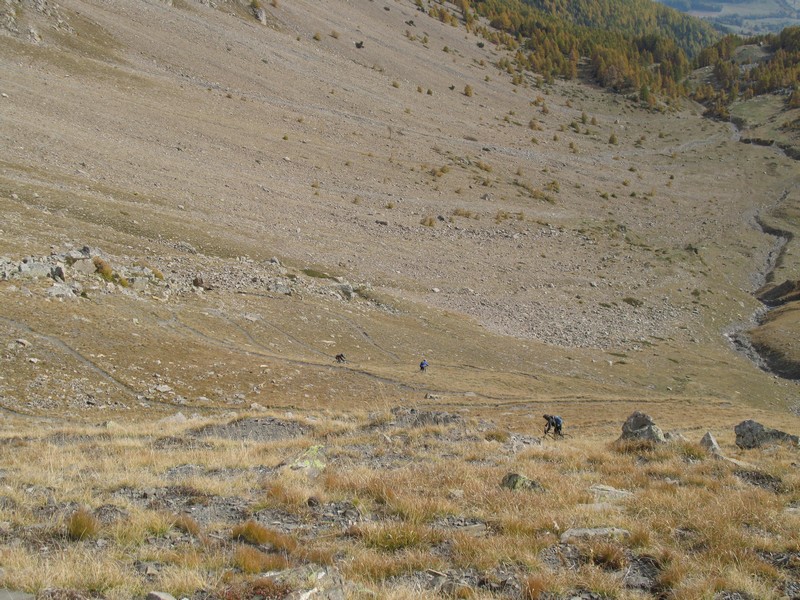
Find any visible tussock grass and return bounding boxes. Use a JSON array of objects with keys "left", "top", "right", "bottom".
[
  {"left": 66, "top": 508, "right": 100, "bottom": 541},
  {"left": 0, "top": 414, "right": 797, "bottom": 598}
]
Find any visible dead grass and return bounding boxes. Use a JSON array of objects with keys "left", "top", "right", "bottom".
[{"left": 0, "top": 414, "right": 797, "bottom": 598}]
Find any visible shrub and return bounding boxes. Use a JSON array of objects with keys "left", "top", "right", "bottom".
[
  {"left": 464, "top": 84, "right": 473, "bottom": 97},
  {"left": 622, "top": 297, "right": 643, "bottom": 308},
  {"left": 391, "top": 81, "right": 400, "bottom": 88},
  {"left": 231, "top": 520, "right": 298, "bottom": 554},
  {"left": 330, "top": 30, "right": 339, "bottom": 39},
  {"left": 172, "top": 514, "right": 201, "bottom": 536},
  {"left": 217, "top": 578, "right": 292, "bottom": 600},
  {"left": 609, "top": 133, "right": 618, "bottom": 145},
  {"left": 312, "top": 32, "right": 321, "bottom": 41},
  {"left": 67, "top": 508, "right": 100, "bottom": 541},
  {"left": 233, "top": 545, "right": 289, "bottom": 574},
  {"left": 92, "top": 256, "right": 113, "bottom": 280},
  {"left": 420, "top": 216, "right": 436, "bottom": 227},
  {"left": 485, "top": 429, "right": 510, "bottom": 443}
]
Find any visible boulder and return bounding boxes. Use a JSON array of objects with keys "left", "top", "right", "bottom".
[
  {"left": 500, "top": 472, "right": 543, "bottom": 492},
  {"left": 70, "top": 258, "right": 97, "bottom": 275},
  {"left": 46, "top": 283, "right": 75, "bottom": 299},
  {"left": 617, "top": 411, "right": 665, "bottom": 444},
  {"left": 734, "top": 420, "right": 798, "bottom": 449},
  {"left": 700, "top": 432, "right": 721, "bottom": 454}
]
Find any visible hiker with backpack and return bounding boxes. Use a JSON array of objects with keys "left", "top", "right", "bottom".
[
  {"left": 419, "top": 359, "right": 429, "bottom": 372},
  {"left": 543, "top": 414, "right": 563, "bottom": 437}
]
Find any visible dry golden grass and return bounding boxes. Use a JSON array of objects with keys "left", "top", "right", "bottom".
[{"left": 0, "top": 408, "right": 796, "bottom": 598}]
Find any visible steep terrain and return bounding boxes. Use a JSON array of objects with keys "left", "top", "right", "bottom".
[{"left": 0, "top": 1, "right": 799, "bottom": 595}]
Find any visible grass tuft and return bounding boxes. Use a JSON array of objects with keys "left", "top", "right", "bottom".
[{"left": 66, "top": 508, "right": 100, "bottom": 541}]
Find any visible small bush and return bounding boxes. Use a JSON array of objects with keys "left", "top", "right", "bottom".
[
  {"left": 233, "top": 545, "right": 289, "bottom": 574},
  {"left": 609, "top": 133, "right": 618, "bottom": 145},
  {"left": 330, "top": 30, "right": 339, "bottom": 39},
  {"left": 452, "top": 208, "right": 475, "bottom": 219},
  {"left": 67, "top": 508, "right": 100, "bottom": 541},
  {"left": 420, "top": 216, "right": 436, "bottom": 227},
  {"left": 622, "top": 297, "right": 643, "bottom": 308},
  {"left": 348, "top": 522, "right": 441, "bottom": 552},
  {"left": 312, "top": 32, "right": 321, "bottom": 41},
  {"left": 391, "top": 81, "right": 400, "bottom": 88},
  {"left": 217, "top": 578, "right": 292, "bottom": 600},
  {"left": 172, "top": 514, "right": 201, "bottom": 536},
  {"left": 464, "top": 84, "right": 473, "bottom": 97},
  {"left": 485, "top": 429, "right": 510, "bottom": 443},
  {"left": 92, "top": 257, "right": 113, "bottom": 280}
]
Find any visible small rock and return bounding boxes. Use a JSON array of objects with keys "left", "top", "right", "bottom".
[
  {"left": 14, "top": 339, "right": 30, "bottom": 347},
  {"left": 700, "top": 432, "right": 721, "bottom": 454},
  {"left": 146, "top": 593, "right": 176, "bottom": 600},
  {"left": 158, "top": 412, "right": 187, "bottom": 425},
  {"left": 155, "top": 384, "right": 172, "bottom": 393},
  {"left": 560, "top": 527, "right": 630, "bottom": 543},
  {"left": 500, "top": 472, "right": 543, "bottom": 492},
  {"left": 589, "top": 484, "right": 633, "bottom": 501}
]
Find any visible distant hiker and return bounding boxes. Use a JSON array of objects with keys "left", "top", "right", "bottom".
[
  {"left": 543, "top": 414, "right": 563, "bottom": 437},
  {"left": 335, "top": 353, "right": 346, "bottom": 363},
  {"left": 420, "top": 359, "right": 429, "bottom": 372}
]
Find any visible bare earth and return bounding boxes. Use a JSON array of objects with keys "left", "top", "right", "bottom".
[{"left": 1, "top": 0, "right": 799, "bottom": 429}]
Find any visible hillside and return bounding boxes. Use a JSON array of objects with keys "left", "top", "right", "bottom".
[{"left": 0, "top": 0, "right": 799, "bottom": 598}]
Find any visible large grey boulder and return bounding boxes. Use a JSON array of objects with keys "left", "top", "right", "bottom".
[
  {"left": 617, "top": 411, "right": 666, "bottom": 443},
  {"left": 734, "top": 420, "right": 798, "bottom": 449}
]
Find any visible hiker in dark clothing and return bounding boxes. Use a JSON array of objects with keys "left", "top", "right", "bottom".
[
  {"left": 420, "top": 359, "right": 429, "bottom": 372},
  {"left": 543, "top": 414, "right": 563, "bottom": 437}
]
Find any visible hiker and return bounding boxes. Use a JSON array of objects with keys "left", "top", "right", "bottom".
[
  {"left": 419, "top": 359, "right": 429, "bottom": 372},
  {"left": 543, "top": 414, "right": 563, "bottom": 437},
  {"left": 335, "top": 353, "right": 346, "bottom": 363}
]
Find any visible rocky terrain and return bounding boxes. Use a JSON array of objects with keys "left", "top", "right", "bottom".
[{"left": 0, "top": 0, "right": 799, "bottom": 597}]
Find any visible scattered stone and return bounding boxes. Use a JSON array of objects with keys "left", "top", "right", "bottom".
[
  {"left": 500, "top": 472, "right": 543, "bottom": 492},
  {"left": 616, "top": 411, "right": 666, "bottom": 444},
  {"left": 158, "top": 412, "right": 187, "bottom": 425},
  {"left": 623, "top": 555, "right": 661, "bottom": 591},
  {"left": 734, "top": 420, "right": 798, "bottom": 449},
  {"left": 288, "top": 445, "right": 326, "bottom": 475},
  {"left": 146, "top": 592, "right": 176, "bottom": 600},
  {"left": 155, "top": 384, "right": 173, "bottom": 393},
  {"left": 560, "top": 527, "right": 630, "bottom": 543},
  {"left": 14, "top": 339, "right": 30, "bottom": 347},
  {"left": 700, "top": 432, "right": 722, "bottom": 454},
  {"left": 192, "top": 417, "right": 306, "bottom": 441},
  {"left": 70, "top": 258, "right": 96, "bottom": 275},
  {"left": 734, "top": 469, "right": 785, "bottom": 493},
  {"left": 589, "top": 484, "right": 632, "bottom": 501},
  {"left": 391, "top": 407, "right": 462, "bottom": 428}
]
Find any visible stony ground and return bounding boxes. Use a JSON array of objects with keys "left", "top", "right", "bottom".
[{"left": 0, "top": 0, "right": 799, "bottom": 597}]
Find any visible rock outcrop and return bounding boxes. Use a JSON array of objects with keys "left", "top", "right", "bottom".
[
  {"left": 616, "top": 411, "right": 666, "bottom": 444},
  {"left": 734, "top": 420, "right": 798, "bottom": 449}
]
